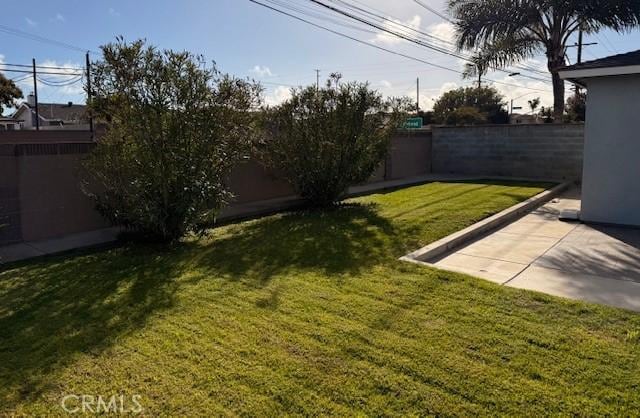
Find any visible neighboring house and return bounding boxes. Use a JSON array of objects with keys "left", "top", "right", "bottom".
[
  {"left": 12, "top": 94, "right": 88, "bottom": 130},
  {"left": 560, "top": 49, "right": 640, "bottom": 226},
  {"left": 0, "top": 117, "right": 20, "bottom": 130}
]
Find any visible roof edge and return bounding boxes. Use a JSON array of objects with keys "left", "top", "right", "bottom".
[{"left": 559, "top": 65, "right": 640, "bottom": 81}]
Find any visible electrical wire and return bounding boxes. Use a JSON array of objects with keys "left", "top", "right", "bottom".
[
  {"left": 0, "top": 62, "right": 85, "bottom": 71},
  {"left": 0, "top": 67, "right": 83, "bottom": 76},
  {"left": 412, "top": 0, "right": 454, "bottom": 24},
  {"left": 0, "top": 24, "right": 97, "bottom": 54},
  {"left": 328, "top": 0, "right": 548, "bottom": 77},
  {"left": 305, "top": 0, "right": 551, "bottom": 82},
  {"left": 248, "top": 0, "right": 553, "bottom": 93},
  {"left": 37, "top": 75, "right": 84, "bottom": 87}
]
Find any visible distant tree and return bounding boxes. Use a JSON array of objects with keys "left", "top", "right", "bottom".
[
  {"left": 540, "top": 106, "right": 554, "bottom": 123},
  {"left": 433, "top": 86, "right": 508, "bottom": 125},
  {"left": 445, "top": 106, "right": 487, "bottom": 125},
  {"left": 565, "top": 91, "right": 586, "bottom": 122},
  {"left": 417, "top": 110, "right": 435, "bottom": 125},
  {"left": 261, "top": 75, "right": 411, "bottom": 207},
  {"left": 448, "top": 0, "right": 640, "bottom": 120},
  {"left": 528, "top": 97, "right": 541, "bottom": 115},
  {"left": 84, "top": 39, "right": 262, "bottom": 242},
  {"left": 0, "top": 73, "right": 22, "bottom": 114}
]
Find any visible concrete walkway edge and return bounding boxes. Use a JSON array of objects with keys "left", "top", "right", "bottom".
[{"left": 400, "top": 182, "right": 571, "bottom": 265}]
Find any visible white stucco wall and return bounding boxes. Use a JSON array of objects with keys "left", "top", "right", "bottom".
[{"left": 581, "top": 74, "right": 640, "bottom": 226}]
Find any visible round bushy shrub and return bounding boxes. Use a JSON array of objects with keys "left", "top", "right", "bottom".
[
  {"left": 84, "top": 39, "right": 261, "bottom": 241},
  {"left": 261, "top": 75, "right": 410, "bottom": 207}
]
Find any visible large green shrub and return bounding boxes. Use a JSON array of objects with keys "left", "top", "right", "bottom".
[
  {"left": 261, "top": 75, "right": 410, "bottom": 207},
  {"left": 84, "top": 39, "right": 261, "bottom": 241}
]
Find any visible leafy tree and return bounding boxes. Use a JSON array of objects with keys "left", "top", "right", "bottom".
[
  {"left": 565, "top": 91, "right": 586, "bottom": 122},
  {"left": 528, "top": 97, "right": 541, "bottom": 115},
  {"left": 445, "top": 106, "right": 487, "bottom": 125},
  {"left": 433, "top": 86, "right": 508, "bottom": 124},
  {"left": 84, "top": 39, "right": 262, "bottom": 242},
  {"left": 448, "top": 0, "right": 640, "bottom": 120},
  {"left": 417, "top": 110, "right": 435, "bottom": 125},
  {"left": 0, "top": 73, "right": 22, "bottom": 114},
  {"left": 540, "top": 106, "right": 554, "bottom": 123},
  {"left": 261, "top": 75, "right": 410, "bottom": 207}
]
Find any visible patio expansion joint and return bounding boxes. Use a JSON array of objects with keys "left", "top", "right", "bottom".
[
  {"left": 502, "top": 222, "right": 580, "bottom": 286},
  {"left": 454, "top": 251, "right": 529, "bottom": 267}
]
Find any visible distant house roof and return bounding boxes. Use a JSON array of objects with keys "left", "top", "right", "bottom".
[
  {"left": 13, "top": 102, "right": 87, "bottom": 122},
  {"left": 559, "top": 50, "right": 640, "bottom": 84}
]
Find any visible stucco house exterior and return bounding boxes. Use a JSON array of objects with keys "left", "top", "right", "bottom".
[{"left": 559, "top": 50, "right": 640, "bottom": 227}]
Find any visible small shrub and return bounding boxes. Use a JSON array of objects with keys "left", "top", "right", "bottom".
[
  {"left": 84, "top": 39, "right": 261, "bottom": 242},
  {"left": 261, "top": 75, "right": 410, "bottom": 207}
]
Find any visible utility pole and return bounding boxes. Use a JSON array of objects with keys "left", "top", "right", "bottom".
[
  {"left": 315, "top": 69, "right": 320, "bottom": 91},
  {"left": 32, "top": 58, "right": 40, "bottom": 131},
  {"left": 86, "top": 52, "right": 94, "bottom": 137},
  {"left": 416, "top": 77, "right": 420, "bottom": 113},
  {"left": 477, "top": 71, "right": 482, "bottom": 89}
]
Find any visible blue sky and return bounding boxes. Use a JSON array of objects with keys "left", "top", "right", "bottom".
[{"left": 2, "top": 0, "right": 639, "bottom": 113}]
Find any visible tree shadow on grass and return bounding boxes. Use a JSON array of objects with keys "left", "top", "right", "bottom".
[
  {"left": 0, "top": 243, "right": 200, "bottom": 410},
  {"left": 191, "top": 202, "right": 405, "bottom": 283},
  {"left": 0, "top": 202, "right": 403, "bottom": 410}
]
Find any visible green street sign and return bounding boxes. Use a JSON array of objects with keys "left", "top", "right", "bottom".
[{"left": 403, "top": 117, "right": 423, "bottom": 129}]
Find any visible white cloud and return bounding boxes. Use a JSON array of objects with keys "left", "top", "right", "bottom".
[
  {"left": 427, "top": 22, "right": 456, "bottom": 45},
  {"left": 264, "top": 85, "right": 292, "bottom": 106},
  {"left": 54, "top": 13, "right": 65, "bottom": 22},
  {"left": 379, "top": 80, "right": 393, "bottom": 89},
  {"left": 108, "top": 8, "right": 120, "bottom": 17},
  {"left": 372, "top": 15, "right": 422, "bottom": 45},
  {"left": 249, "top": 65, "right": 273, "bottom": 78},
  {"left": 25, "top": 17, "right": 38, "bottom": 27}
]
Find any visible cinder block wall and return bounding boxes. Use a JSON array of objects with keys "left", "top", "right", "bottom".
[{"left": 432, "top": 124, "right": 584, "bottom": 181}]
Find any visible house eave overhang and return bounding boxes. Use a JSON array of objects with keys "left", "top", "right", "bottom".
[{"left": 559, "top": 65, "right": 640, "bottom": 84}]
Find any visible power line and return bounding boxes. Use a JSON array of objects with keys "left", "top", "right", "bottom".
[
  {"left": 412, "top": 0, "right": 453, "bottom": 24},
  {"left": 329, "top": 0, "right": 455, "bottom": 47},
  {"left": 335, "top": 0, "right": 548, "bottom": 77},
  {"left": 337, "top": 0, "right": 550, "bottom": 79},
  {"left": 0, "top": 67, "right": 83, "bottom": 76},
  {"left": 307, "top": 0, "right": 550, "bottom": 82},
  {"left": 248, "top": 0, "right": 552, "bottom": 93},
  {"left": 1, "top": 62, "right": 84, "bottom": 71},
  {"left": 37, "top": 75, "right": 84, "bottom": 87},
  {"left": 260, "top": 0, "right": 378, "bottom": 34},
  {"left": 0, "top": 24, "right": 98, "bottom": 54}
]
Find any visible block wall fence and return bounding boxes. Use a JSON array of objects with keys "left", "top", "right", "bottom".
[{"left": 0, "top": 125, "right": 582, "bottom": 247}]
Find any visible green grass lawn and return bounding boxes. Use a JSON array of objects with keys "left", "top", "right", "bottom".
[{"left": 2, "top": 181, "right": 640, "bottom": 415}]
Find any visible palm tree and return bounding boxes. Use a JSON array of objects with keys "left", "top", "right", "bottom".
[
  {"left": 528, "top": 97, "right": 541, "bottom": 115},
  {"left": 448, "top": 0, "right": 640, "bottom": 120}
]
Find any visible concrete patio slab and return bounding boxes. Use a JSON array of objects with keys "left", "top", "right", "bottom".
[
  {"left": 457, "top": 232, "right": 560, "bottom": 265},
  {"left": 434, "top": 253, "right": 527, "bottom": 284},
  {"left": 507, "top": 265, "right": 640, "bottom": 312},
  {"left": 425, "top": 188, "right": 640, "bottom": 312}
]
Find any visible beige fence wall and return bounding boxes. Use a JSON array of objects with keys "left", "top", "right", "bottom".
[{"left": 0, "top": 129, "right": 434, "bottom": 246}]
